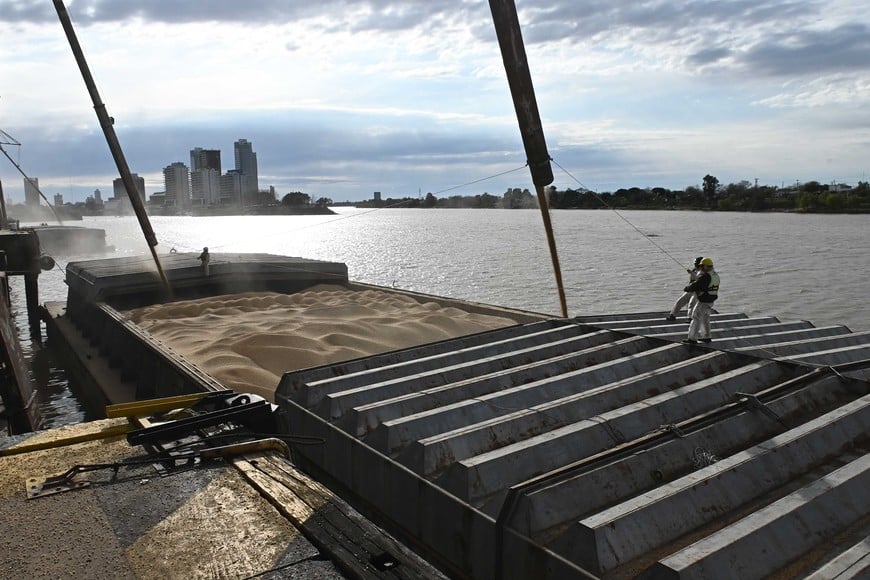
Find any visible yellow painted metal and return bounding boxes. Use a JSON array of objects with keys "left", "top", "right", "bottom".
[
  {"left": 0, "top": 422, "right": 132, "bottom": 457},
  {"left": 104, "top": 392, "right": 210, "bottom": 418}
]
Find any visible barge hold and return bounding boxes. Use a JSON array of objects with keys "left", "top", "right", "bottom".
[{"left": 36, "top": 252, "right": 870, "bottom": 579}]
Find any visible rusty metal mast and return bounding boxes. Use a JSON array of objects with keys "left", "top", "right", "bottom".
[
  {"left": 52, "top": 0, "right": 171, "bottom": 295},
  {"left": 488, "top": 0, "right": 568, "bottom": 318}
]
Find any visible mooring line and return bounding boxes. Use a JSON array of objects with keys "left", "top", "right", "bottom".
[
  {"left": 153, "top": 163, "right": 529, "bottom": 255},
  {"left": 551, "top": 157, "right": 688, "bottom": 271}
]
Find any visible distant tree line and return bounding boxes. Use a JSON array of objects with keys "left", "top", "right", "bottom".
[
  {"left": 345, "top": 177, "right": 870, "bottom": 212},
  {"left": 281, "top": 191, "right": 333, "bottom": 207}
]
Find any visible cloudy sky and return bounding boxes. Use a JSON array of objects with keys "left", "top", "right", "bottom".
[{"left": 1, "top": 0, "right": 869, "bottom": 203}]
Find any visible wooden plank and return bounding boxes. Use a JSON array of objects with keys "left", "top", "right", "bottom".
[
  {"left": 234, "top": 453, "right": 445, "bottom": 580},
  {"left": 234, "top": 455, "right": 383, "bottom": 580},
  {"left": 234, "top": 456, "right": 317, "bottom": 523}
]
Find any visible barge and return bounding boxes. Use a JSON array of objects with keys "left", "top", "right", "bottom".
[
  {"left": 30, "top": 224, "right": 114, "bottom": 255},
  {"left": 29, "top": 251, "right": 870, "bottom": 579}
]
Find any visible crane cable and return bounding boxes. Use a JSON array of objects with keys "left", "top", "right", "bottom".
[{"left": 551, "top": 157, "right": 689, "bottom": 271}]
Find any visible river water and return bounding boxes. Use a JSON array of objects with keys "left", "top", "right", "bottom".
[{"left": 7, "top": 208, "right": 869, "bottom": 429}]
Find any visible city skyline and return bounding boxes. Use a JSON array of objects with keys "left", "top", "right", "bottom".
[
  {"left": 1, "top": 1, "right": 868, "bottom": 203},
  {"left": 8, "top": 138, "right": 262, "bottom": 208}
]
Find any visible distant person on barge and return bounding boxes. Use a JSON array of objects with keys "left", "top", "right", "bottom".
[
  {"left": 198, "top": 247, "right": 210, "bottom": 277},
  {"left": 683, "top": 257, "right": 719, "bottom": 344},
  {"left": 666, "top": 256, "right": 704, "bottom": 322}
]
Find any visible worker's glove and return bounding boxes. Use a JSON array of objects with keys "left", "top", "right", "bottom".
[
  {"left": 684, "top": 286, "right": 691, "bottom": 292},
  {"left": 686, "top": 269, "right": 693, "bottom": 274}
]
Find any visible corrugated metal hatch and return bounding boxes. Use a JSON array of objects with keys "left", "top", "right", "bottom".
[{"left": 276, "top": 312, "right": 870, "bottom": 579}]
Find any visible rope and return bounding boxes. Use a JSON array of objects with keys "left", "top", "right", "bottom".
[
  {"left": 551, "top": 158, "right": 689, "bottom": 271},
  {"left": 156, "top": 163, "right": 530, "bottom": 254},
  {"left": 431, "top": 164, "right": 528, "bottom": 195},
  {"left": 0, "top": 142, "right": 64, "bottom": 224}
]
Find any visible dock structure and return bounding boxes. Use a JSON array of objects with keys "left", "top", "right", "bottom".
[
  {"left": 0, "top": 229, "right": 52, "bottom": 336},
  {"left": 31, "top": 253, "right": 870, "bottom": 578},
  {"left": 0, "top": 228, "right": 49, "bottom": 433},
  {"left": 0, "top": 416, "right": 446, "bottom": 579},
  {"left": 276, "top": 312, "right": 870, "bottom": 579}
]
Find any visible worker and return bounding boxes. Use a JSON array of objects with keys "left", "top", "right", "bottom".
[
  {"left": 683, "top": 257, "right": 719, "bottom": 344},
  {"left": 198, "top": 247, "right": 210, "bottom": 277},
  {"left": 666, "top": 256, "right": 704, "bottom": 321}
]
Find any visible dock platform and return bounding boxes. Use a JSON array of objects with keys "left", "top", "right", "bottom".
[{"left": 0, "top": 416, "right": 445, "bottom": 579}]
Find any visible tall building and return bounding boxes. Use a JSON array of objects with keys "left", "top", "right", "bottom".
[
  {"left": 53, "top": 193, "right": 64, "bottom": 206},
  {"left": 93, "top": 188, "right": 103, "bottom": 205},
  {"left": 233, "top": 139, "right": 258, "bottom": 196},
  {"left": 191, "top": 168, "right": 220, "bottom": 205},
  {"left": 112, "top": 174, "right": 146, "bottom": 202},
  {"left": 163, "top": 162, "right": 191, "bottom": 208},
  {"left": 24, "top": 177, "right": 40, "bottom": 206},
  {"left": 190, "top": 147, "right": 221, "bottom": 174},
  {"left": 220, "top": 170, "right": 244, "bottom": 206}
]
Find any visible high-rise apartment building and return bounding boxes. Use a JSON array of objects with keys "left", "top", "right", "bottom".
[
  {"left": 53, "top": 193, "right": 64, "bottom": 206},
  {"left": 24, "top": 177, "right": 40, "bottom": 206},
  {"left": 163, "top": 162, "right": 191, "bottom": 208},
  {"left": 112, "top": 174, "right": 146, "bottom": 202},
  {"left": 220, "top": 170, "right": 245, "bottom": 206},
  {"left": 93, "top": 189, "right": 103, "bottom": 205},
  {"left": 234, "top": 139, "right": 258, "bottom": 196},
  {"left": 190, "top": 147, "right": 221, "bottom": 174},
  {"left": 191, "top": 168, "right": 220, "bottom": 205}
]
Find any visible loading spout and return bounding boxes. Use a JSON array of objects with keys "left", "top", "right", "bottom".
[
  {"left": 489, "top": 0, "right": 554, "bottom": 187},
  {"left": 489, "top": 0, "right": 567, "bottom": 317},
  {"left": 53, "top": 0, "right": 171, "bottom": 297}
]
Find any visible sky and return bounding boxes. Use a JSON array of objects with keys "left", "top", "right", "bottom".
[{"left": 1, "top": 0, "right": 869, "bottom": 203}]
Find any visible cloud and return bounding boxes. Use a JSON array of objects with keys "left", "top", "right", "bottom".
[
  {"left": 738, "top": 23, "right": 870, "bottom": 76},
  {"left": 9, "top": 0, "right": 867, "bottom": 82},
  {"left": 3, "top": 0, "right": 869, "bottom": 203},
  {"left": 0, "top": 0, "right": 465, "bottom": 28},
  {"left": 687, "top": 47, "right": 732, "bottom": 67}
]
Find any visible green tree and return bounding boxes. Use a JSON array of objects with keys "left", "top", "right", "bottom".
[
  {"left": 281, "top": 191, "right": 310, "bottom": 206},
  {"left": 502, "top": 188, "right": 535, "bottom": 209},
  {"left": 472, "top": 193, "right": 499, "bottom": 208},
  {"left": 821, "top": 193, "right": 844, "bottom": 210},
  {"left": 797, "top": 193, "right": 817, "bottom": 211},
  {"left": 680, "top": 186, "right": 704, "bottom": 206},
  {"left": 422, "top": 192, "right": 437, "bottom": 208},
  {"left": 702, "top": 175, "right": 719, "bottom": 204},
  {"left": 801, "top": 181, "right": 825, "bottom": 194}
]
